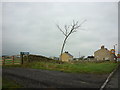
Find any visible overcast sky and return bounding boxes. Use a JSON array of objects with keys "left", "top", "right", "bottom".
[{"left": 2, "top": 2, "right": 118, "bottom": 57}]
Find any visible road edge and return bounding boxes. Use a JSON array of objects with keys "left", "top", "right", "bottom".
[{"left": 100, "top": 63, "right": 119, "bottom": 90}]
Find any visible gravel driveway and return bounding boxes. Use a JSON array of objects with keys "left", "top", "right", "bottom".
[{"left": 2, "top": 68, "right": 109, "bottom": 88}]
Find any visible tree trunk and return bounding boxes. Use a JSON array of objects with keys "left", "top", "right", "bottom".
[{"left": 60, "top": 36, "right": 68, "bottom": 60}]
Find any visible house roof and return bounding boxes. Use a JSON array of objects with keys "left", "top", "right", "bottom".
[{"left": 64, "top": 52, "right": 73, "bottom": 57}]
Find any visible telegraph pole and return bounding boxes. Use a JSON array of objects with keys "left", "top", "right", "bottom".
[
  {"left": 113, "top": 44, "right": 117, "bottom": 61},
  {"left": 79, "top": 52, "right": 80, "bottom": 58},
  {"left": 113, "top": 44, "right": 117, "bottom": 54}
]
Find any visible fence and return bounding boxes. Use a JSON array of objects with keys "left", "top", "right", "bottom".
[
  {"left": 1, "top": 56, "right": 21, "bottom": 65},
  {"left": 0, "top": 54, "right": 58, "bottom": 65}
]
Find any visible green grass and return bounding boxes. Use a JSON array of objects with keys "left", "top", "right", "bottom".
[
  {"left": 2, "top": 77, "right": 22, "bottom": 89},
  {"left": 2, "top": 57, "right": 119, "bottom": 74},
  {"left": 3, "top": 61, "right": 118, "bottom": 74}
]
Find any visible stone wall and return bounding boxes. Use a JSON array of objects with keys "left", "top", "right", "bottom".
[
  {"left": 27, "top": 55, "right": 53, "bottom": 62},
  {"left": 23, "top": 54, "right": 62, "bottom": 64}
]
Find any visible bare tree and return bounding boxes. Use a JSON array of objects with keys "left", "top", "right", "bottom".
[{"left": 57, "top": 20, "right": 86, "bottom": 60}]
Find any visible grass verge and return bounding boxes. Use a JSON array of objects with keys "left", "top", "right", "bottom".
[
  {"left": 2, "top": 77, "right": 22, "bottom": 89},
  {"left": 25, "top": 61, "right": 118, "bottom": 74},
  {"left": 3, "top": 61, "right": 118, "bottom": 74}
]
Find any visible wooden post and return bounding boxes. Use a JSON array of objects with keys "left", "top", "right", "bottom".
[
  {"left": 12, "top": 56, "right": 14, "bottom": 64},
  {"left": 2, "top": 57, "right": 5, "bottom": 65},
  {"left": 20, "top": 52, "right": 23, "bottom": 64}
]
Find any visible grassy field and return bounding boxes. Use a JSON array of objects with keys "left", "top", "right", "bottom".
[
  {"left": 24, "top": 61, "right": 118, "bottom": 74},
  {"left": 3, "top": 61, "right": 118, "bottom": 74},
  {"left": 2, "top": 77, "right": 22, "bottom": 89}
]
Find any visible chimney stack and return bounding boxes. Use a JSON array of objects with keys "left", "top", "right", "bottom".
[{"left": 101, "top": 45, "right": 104, "bottom": 49}]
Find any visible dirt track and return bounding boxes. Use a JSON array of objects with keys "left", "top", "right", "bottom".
[{"left": 2, "top": 67, "right": 109, "bottom": 88}]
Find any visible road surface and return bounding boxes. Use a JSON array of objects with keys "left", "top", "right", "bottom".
[
  {"left": 104, "top": 65, "right": 120, "bottom": 89},
  {"left": 2, "top": 67, "right": 109, "bottom": 88}
]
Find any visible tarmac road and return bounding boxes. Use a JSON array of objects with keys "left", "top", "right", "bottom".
[
  {"left": 104, "top": 65, "right": 120, "bottom": 89},
  {"left": 2, "top": 67, "right": 109, "bottom": 88}
]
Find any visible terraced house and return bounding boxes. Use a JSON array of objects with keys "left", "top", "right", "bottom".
[{"left": 94, "top": 45, "right": 116, "bottom": 61}]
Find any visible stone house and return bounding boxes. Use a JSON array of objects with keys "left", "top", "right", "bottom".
[
  {"left": 94, "top": 45, "right": 115, "bottom": 61},
  {"left": 60, "top": 52, "right": 73, "bottom": 62},
  {"left": 87, "top": 56, "right": 94, "bottom": 60}
]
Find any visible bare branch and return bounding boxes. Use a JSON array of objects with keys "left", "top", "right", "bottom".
[
  {"left": 56, "top": 24, "right": 67, "bottom": 36},
  {"left": 74, "top": 25, "right": 81, "bottom": 29},
  {"left": 64, "top": 25, "right": 68, "bottom": 35},
  {"left": 73, "top": 20, "right": 75, "bottom": 25},
  {"left": 68, "top": 25, "right": 70, "bottom": 29},
  {"left": 74, "top": 19, "right": 87, "bottom": 30},
  {"left": 68, "top": 20, "right": 86, "bottom": 34},
  {"left": 72, "top": 30, "right": 77, "bottom": 33},
  {"left": 78, "top": 19, "right": 87, "bottom": 27},
  {"left": 75, "top": 21, "right": 78, "bottom": 26}
]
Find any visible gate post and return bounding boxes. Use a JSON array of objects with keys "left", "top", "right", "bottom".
[
  {"left": 2, "top": 57, "right": 5, "bottom": 65},
  {"left": 20, "top": 52, "right": 23, "bottom": 64},
  {"left": 12, "top": 56, "right": 14, "bottom": 64}
]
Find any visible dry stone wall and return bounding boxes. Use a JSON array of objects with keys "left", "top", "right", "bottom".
[
  {"left": 23, "top": 54, "right": 62, "bottom": 64},
  {"left": 27, "top": 55, "right": 53, "bottom": 62}
]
